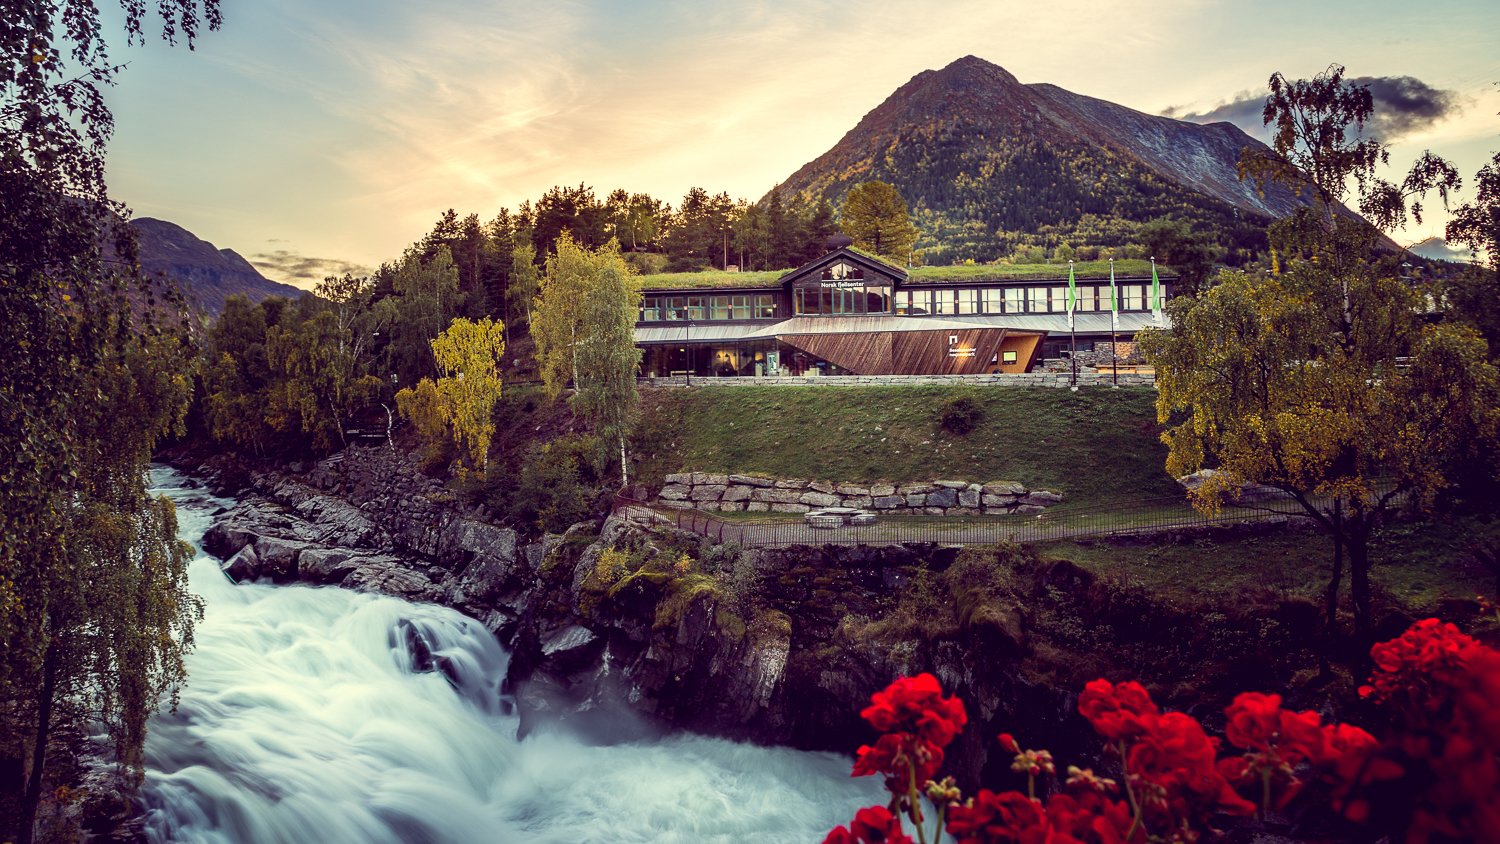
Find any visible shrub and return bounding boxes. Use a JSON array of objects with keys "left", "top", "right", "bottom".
[
  {"left": 938, "top": 394, "right": 984, "bottom": 436},
  {"left": 510, "top": 433, "right": 602, "bottom": 533}
]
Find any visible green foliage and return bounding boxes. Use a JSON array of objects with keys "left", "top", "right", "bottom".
[
  {"left": 511, "top": 434, "right": 603, "bottom": 533},
  {"left": 938, "top": 394, "right": 984, "bottom": 436},
  {"left": 1, "top": 4, "right": 218, "bottom": 838},
  {"left": 1136, "top": 219, "right": 1218, "bottom": 297},
  {"left": 840, "top": 181, "right": 919, "bottom": 262},
  {"left": 431, "top": 317, "right": 506, "bottom": 474},
  {"left": 202, "top": 289, "right": 386, "bottom": 455},
  {"left": 395, "top": 377, "right": 451, "bottom": 469},
  {"left": 387, "top": 245, "right": 461, "bottom": 387},
  {"left": 1446, "top": 152, "right": 1500, "bottom": 271},
  {"left": 532, "top": 234, "right": 643, "bottom": 486}
]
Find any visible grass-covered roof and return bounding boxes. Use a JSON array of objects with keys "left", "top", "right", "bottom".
[{"left": 636, "top": 258, "right": 1169, "bottom": 291}]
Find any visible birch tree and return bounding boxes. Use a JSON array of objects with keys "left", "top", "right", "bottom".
[{"left": 532, "top": 233, "right": 643, "bottom": 486}]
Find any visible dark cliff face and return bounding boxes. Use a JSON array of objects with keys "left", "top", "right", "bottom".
[
  {"left": 131, "top": 217, "right": 303, "bottom": 316},
  {"left": 502, "top": 513, "right": 1331, "bottom": 789},
  {"left": 187, "top": 447, "right": 1333, "bottom": 790},
  {"left": 774, "top": 55, "right": 1329, "bottom": 261}
]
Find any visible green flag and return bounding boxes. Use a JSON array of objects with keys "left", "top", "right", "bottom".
[
  {"left": 1067, "top": 261, "right": 1076, "bottom": 330},
  {"left": 1150, "top": 258, "right": 1163, "bottom": 327},
  {"left": 1108, "top": 260, "right": 1117, "bottom": 313}
]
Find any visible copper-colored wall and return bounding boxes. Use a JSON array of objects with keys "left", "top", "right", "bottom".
[
  {"left": 994, "top": 334, "right": 1042, "bottom": 373},
  {"left": 780, "top": 328, "right": 1045, "bottom": 375}
]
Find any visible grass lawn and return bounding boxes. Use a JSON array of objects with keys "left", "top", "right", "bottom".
[
  {"left": 631, "top": 385, "right": 1178, "bottom": 506},
  {"left": 1038, "top": 511, "right": 1500, "bottom": 613}
]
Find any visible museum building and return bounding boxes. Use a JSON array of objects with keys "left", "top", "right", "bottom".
[{"left": 634, "top": 242, "right": 1174, "bottom": 377}]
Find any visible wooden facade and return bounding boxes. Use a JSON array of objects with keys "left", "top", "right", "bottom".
[
  {"left": 634, "top": 246, "right": 1167, "bottom": 376},
  {"left": 778, "top": 327, "right": 1043, "bottom": 375}
]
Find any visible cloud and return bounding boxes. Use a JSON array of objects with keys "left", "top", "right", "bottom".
[
  {"left": 1164, "top": 76, "right": 1461, "bottom": 143},
  {"left": 250, "top": 250, "right": 373, "bottom": 287},
  {"left": 1407, "top": 236, "right": 1474, "bottom": 263}
]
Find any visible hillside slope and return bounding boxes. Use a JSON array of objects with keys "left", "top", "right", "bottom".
[
  {"left": 775, "top": 56, "right": 1316, "bottom": 263},
  {"left": 131, "top": 217, "right": 303, "bottom": 315}
]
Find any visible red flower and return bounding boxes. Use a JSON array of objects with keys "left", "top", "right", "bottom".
[
  {"left": 861, "top": 673, "right": 968, "bottom": 749},
  {"left": 946, "top": 789, "right": 1051, "bottom": 844},
  {"left": 1359, "top": 618, "right": 1483, "bottom": 707},
  {"left": 1223, "top": 691, "right": 1283, "bottom": 752},
  {"left": 852, "top": 732, "right": 944, "bottom": 792},
  {"left": 1078, "top": 679, "right": 1159, "bottom": 741},
  {"left": 1126, "top": 711, "right": 1256, "bottom": 825},
  {"left": 1045, "top": 790, "right": 1142, "bottom": 844},
  {"left": 823, "top": 805, "right": 914, "bottom": 844}
]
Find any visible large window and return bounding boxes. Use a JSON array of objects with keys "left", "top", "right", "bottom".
[
  {"left": 640, "top": 293, "right": 779, "bottom": 322},
  {"left": 794, "top": 280, "right": 892, "bottom": 315}
]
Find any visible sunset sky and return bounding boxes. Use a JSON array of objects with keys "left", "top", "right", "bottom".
[{"left": 103, "top": 0, "right": 1500, "bottom": 287}]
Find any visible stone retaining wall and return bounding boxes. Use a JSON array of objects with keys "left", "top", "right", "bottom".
[
  {"left": 639, "top": 372, "right": 1154, "bottom": 388},
  {"left": 656, "top": 472, "right": 1064, "bottom": 516}
]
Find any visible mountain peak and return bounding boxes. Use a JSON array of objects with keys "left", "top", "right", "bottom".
[
  {"left": 774, "top": 58, "right": 1322, "bottom": 264},
  {"left": 937, "top": 54, "right": 1019, "bottom": 85}
]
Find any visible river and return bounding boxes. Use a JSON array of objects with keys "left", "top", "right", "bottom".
[{"left": 139, "top": 466, "right": 880, "bottom": 843}]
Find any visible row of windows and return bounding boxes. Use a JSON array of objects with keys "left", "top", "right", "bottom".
[
  {"left": 641, "top": 294, "right": 778, "bottom": 322},
  {"left": 894, "top": 285, "right": 1158, "bottom": 316},
  {"left": 639, "top": 285, "right": 1163, "bottom": 321},
  {"left": 793, "top": 283, "right": 892, "bottom": 315}
]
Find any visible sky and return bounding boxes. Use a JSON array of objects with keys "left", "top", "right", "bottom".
[{"left": 101, "top": 0, "right": 1500, "bottom": 287}]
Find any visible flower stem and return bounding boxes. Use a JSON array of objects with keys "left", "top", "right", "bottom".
[{"left": 1119, "top": 740, "right": 1144, "bottom": 841}]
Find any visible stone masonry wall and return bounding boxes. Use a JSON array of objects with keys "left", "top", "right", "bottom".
[
  {"left": 655, "top": 472, "right": 1064, "bottom": 516},
  {"left": 638, "top": 372, "right": 1154, "bottom": 388}
]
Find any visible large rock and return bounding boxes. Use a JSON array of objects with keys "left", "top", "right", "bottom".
[
  {"left": 659, "top": 484, "right": 691, "bottom": 501},
  {"left": 800, "top": 491, "right": 842, "bottom": 508},
  {"left": 663, "top": 472, "right": 693, "bottom": 486},
  {"left": 869, "top": 483, "right": 897, "bottom": 497},
  {"left": 728, "top": 474, "right": 775, "bottom": 487},
  {"left": 752, "top": 488, "right": 804, "bottom": 504},
  {"left": 927, "top": 487, "right": 959, "bottom": 508},
  {"left": 958, "top": 486, "right": 981, "bottom": 508},
  {"left": 252, "top": 536, "right": 311, "bottom": 582},
  {"left": 1176, "top": 469, "right": 1292, "bottom": 503},
  {"left": 872, "top": 495, "right": 904, "bottom": 510},
  {"left": 299, "top": 547, "right": 357, "bottom": 583},
  {"left": 343, "top": 556, "right": 441, "bottom": 602},
  {"left": 691, "top": 485, "right": 727, "bottom": 502},
  {"left": 1020, "top": 490, "right": 1064, "bottom": 506},
  {"left": 722, "top": 485, "right": 753, "bottom": 502},
  {"left": 201, "top": 520, "right": 258, "bottom": 560},
  {"left": 983, "top": 481, "right": 1027, "bottom": 496},
  {"left": 221, "top": 544, "right": 260, "bottom": 582}
]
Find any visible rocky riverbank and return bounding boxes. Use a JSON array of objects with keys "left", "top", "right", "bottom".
[{"left": 179, "top": 443, "right": 1336, "bottom": 790}]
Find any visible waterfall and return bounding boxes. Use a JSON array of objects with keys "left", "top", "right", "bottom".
[{"left": 140, "top": 467, "right": 879, "bottom": 843}]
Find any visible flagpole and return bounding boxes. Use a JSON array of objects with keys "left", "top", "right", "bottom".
[
  {"left": 1067, "top": 260, "right": 1077, "bottom": 388},
  {"left": 1109, "top": 258, "right": 1118, "bottom": 388},
  {"left": 1150, "top": 256, "right": 1163, "bottom": 329}
]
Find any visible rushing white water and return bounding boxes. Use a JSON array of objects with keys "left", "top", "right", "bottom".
[{"left": 141, "top": 467, "right": 881, "bottom": 843}]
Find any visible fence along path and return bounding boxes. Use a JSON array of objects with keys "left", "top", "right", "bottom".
[{"left": 617, "top": 492, "right": 1319, "bottom": 549}]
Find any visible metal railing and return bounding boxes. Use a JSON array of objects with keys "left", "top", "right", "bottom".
[{"left": 614, "top": 492, "right": 1319, "bottom": 549}]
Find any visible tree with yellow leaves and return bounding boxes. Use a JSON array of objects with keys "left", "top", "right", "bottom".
[{"left": 395, "top": 317, "right": 505, "bottom": 475}]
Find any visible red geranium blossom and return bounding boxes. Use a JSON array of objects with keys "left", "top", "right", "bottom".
[
  {"left": 852, "top": 732, "right": 945, "bottom": 793},
  {"left": 946, "top": 789, "right": 1051, "bottom": 844},
  {"left": 860, "top": 673, "right": 968, "bottom": 749},
  {"left": 823, "top": 805, "right": 914, "bottom": 844},
  {"left": 1078, "top": 679, "right": 1159, "bottom": 741}
]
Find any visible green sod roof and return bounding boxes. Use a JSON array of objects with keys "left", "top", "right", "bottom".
[{"left": 636, "top": 259, "right": 1169, "bottom": 291}]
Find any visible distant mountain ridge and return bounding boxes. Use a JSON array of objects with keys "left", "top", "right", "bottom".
[
  {"left": 775, "top": 56, "right": 1320, "bottom": 263},
  {"left": 130, "top": 217, "right": 302, "bottom": 315}
]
